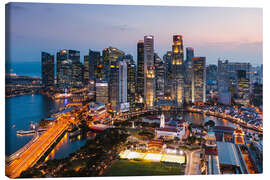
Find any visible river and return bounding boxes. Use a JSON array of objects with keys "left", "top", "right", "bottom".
[
  {"left": 5, "top": 94, "right": 239, "bottom": 159},
  {"left": 5, "top": 94, "right": 86, "bottom": 159}
]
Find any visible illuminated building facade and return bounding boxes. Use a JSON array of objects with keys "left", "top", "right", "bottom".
[
  {"left": 192, "top": 57, "right": 206, "bottom": 103},
  {"left": 136, "top": 40, "right": 144, "bottom": 98},
  {"left": 83, "top": 55, "right": 89, "bottom": 84},
  {"left": 71, "top": 60, "right": 84, "bottom": 88},
  {"left": 154, "top": 53, "right": 165, "bottom": 101},
  {"left": 218, "top": 60, "right": 231, "bottom": 104},
  {"left": 56, "top": 49, "right": 72, "bottom": 91},
  {"left": 184, "top": 47, "right": 194, "bottom": 103},
  {"left": 144, "top": 35, "right": 155, "bottom": 109},
  {"left": 95, "top": 80, "right": 109, "bottom": 104},
  {"left": 171, "top": 35, "right": 184, "bottom": 106},
  {"left": 206, "top": 64, "right": 218, "bottom": 100},
  {"left": 89, "top": 49, "right": 101, "bottom": 80},
  {"left": 102, "top": 46, "right": 125, "bottom": 80},
  {"left": 123, "top": 55, "right": 136, "bottom": 111},
  {"left": 218, "top": 60, "right": 251, "bottom": 104},
  {"left": 235, "top": 70, "right": 250, "bottom": 106},
  {"left": 56, "top": 49, "right": 83, "bottom": 91},
  {"left": 109, "top": 60, "right": 128, "bottom": 111},
  {"left": 163, "top": 51, "right": 172, "bottom": 98},
  {"left": 41, "top": 52, "right": 54, "bottom": 88}
]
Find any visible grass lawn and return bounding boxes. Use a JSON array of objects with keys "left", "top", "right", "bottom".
[{"left": 103, "top": 160, "right": 185, "bottom": 176}]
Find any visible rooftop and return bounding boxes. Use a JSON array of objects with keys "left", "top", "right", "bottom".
[{"left": 216, "top": 142, "right": 241, "bottom": 166}]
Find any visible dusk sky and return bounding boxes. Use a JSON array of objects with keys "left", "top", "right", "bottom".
[{"left": 6, "top": 2, "right": 262, "bottom": 66}]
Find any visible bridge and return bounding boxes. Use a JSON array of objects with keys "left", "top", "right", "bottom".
[{"left": 5, "top": 115, "right": 72, "bottom": 178}]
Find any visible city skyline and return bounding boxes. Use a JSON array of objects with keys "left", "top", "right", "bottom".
[
  {"left": 6, "top": 3, "right": 262, "bottom": 66},
  {"left": 5, "top": 2, "right": 263, "bottom": 178}
]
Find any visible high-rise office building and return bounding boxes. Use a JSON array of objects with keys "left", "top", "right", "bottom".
[
  {"left": 57, "top": 49, "right": 72, "bottom": 91},
  {"left": 184, "top": 47, "right": 194, "bottom": 103},
  {"left": 155, "top": 53, "right": 165, "bottom": 101},
  {"left": 109, "top": 60, "right": 128, "bottom": 111},
  {"left": 217, "top": 60, "right": 231, "bottom": 105},
  {"left": 118, "top": 61, "right": 128, "bottom": 105},
  {"left": 144, "top": 35, "right": 155, "bottom": 109},
  {"left": 102, "top": 47, "right": 125, "bottom": 80},
  {"left": 217, "top": 60, "right": 251, "bottom": 104},
  {"left": 89, "top": 50, "right": 101, "bottom": 79},
  {"left": 136, "top": 40, "right": 144, "bottom": 98},
  {"left": 235, "top": 70, "right": 250, "bottom": 106},
  {"left": 171, "top": 35, "right": 184, "bottom": 106},
  {"left": 95, "top": 80, "right": 109, "bottom": 104},
  {"left": 41, "top": 52, "right": 54, "bottom": 88},
  {"left": 84, "top": 55, "right": 89, "bottom": 84},
  {"left": 56, "top": 49, "right": 82, "bottom": 91},
  {"left": 217, "top": 60, "right": 230, "bottom": 91},
  {"left": 192, "top": 57, "right": 206, "bottom": 103},
  {"left": 123, "top": 55, "right": 136, "bottom": 111},
  {"left": 186, "top": 47, "right": 194, "bottom": 61},
  {"left": 206, "top": 64, "right": 218, "bottom": 96},
  {"left": 163, "top": 51, "right": 172, "bottom": 98}
]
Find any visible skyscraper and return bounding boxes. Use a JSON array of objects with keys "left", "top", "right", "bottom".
[
  {"left": 155, "top": 53, "right": 165, "bottom": 101},
  {"left": 71, "top": 61, "right": 84, "bottom": 88},
  {"left": 83, "top": 55, "right": 89, "bottom": 84},
  {"left": 217, "top": 60, "right": 231, "bottom": 105},
  {"left": 235, "top": 70, "right": 250, "bottom": 106},
  {"left": 41, "top": 52, "right": 54, "bottom": 88},
  {"left": 186, "top": 47, "right": 194, "bottom": 61},
  {"left": 102, "top": 47, "right": 125, "bottom": 80},
  {"left": 163, "top": 51, "right": 172, "bottom": 98},
  {"left": 56, "top": 49, "right": 72, "bottom": 91},
  {"left": 171, "top": 35, "right": 184, "bottom": 106},
  {"left": 118, "top": 60, "right": 128, "bottom": 106},
  {"left": 144, "top": 35, "right": 155, "bottom": 109},
  {"left": 184, "top": 47, "right": 194, "bottom": 103},
  {"left": 192, "top": 57, "right": 206, "bottom": 103},
  {"left": 89, "top": 49, "right": 101, "bottom": 79},
  {"left": 206, "top": 64, "right": 218, "bottom": 96},
  {"left": 136, "top": 40, "right": 144, "bottom": 98},
  {"left": 109, "top": 59, "right": 128, "bottom": 111},
  {"left": 56, "top": 49, "right": 82, "bottom": 91},
  {"left": 123, "top": 55, "right": 136, "bottom": 111},
  {"left": 95, "top": 80, "right": 109, "bottom": 104}
]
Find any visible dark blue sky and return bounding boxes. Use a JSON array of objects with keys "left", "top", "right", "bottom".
[{"left": 6, "top": 2, "right": 262, "bottom": 65}]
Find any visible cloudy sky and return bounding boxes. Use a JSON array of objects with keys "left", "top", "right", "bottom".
[{"left": 6, "top": 2, "right": 262, "bottom": 65}]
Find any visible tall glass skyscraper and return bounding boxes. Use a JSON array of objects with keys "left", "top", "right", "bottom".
[
  {"left": 102, "top": 47, "right": 125, "bottom": 80},
  {"left": 172, "top": 35, "right": 184, "bottom": 106},
  {"left": 89, "top": 49, "right": 101, "bottom": 80},
  {"left": 136, "top": 40, "right": 144, "bottom": 98},
  {"left": 41, "top": 52, "right": 54, "bottom": 88},
  {"left": 154, "top": 53, "right": 165, "bottom": 101},
  {"left": 163, "top": 51, "right": 172, "bottom": 98},
  {"left": 192, "top": 57, "right": 206, "bottom": 103},
  {"left": 144, "top": 35, "right": 155, "bottom": 109},
  {"left": 56, "top": 49, "right": 81, "bottom": 91},
  {"left": 184, "top": 47, "right": 194, "bottom": 103},
  {"left": 123, "top": 55, "right": 136, "bottom": 111},
  {"left": 109, "top": 59, "right": 127, "bottom": 111}
]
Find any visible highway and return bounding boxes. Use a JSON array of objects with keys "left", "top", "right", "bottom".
[{"left": 6, "top": 116, "right": 71, "bottom": 178}]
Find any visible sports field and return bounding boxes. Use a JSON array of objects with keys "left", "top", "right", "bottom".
[{"left": 103, "top": 160, "right": 185, "bottom": 176}]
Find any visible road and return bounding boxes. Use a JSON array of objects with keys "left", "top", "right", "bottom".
[
  {"left": 5, "top": 116, "right": 70, "bottom": 178},
  {"left": 185, "top": 149, "right": 201, "bottom": 175}
]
